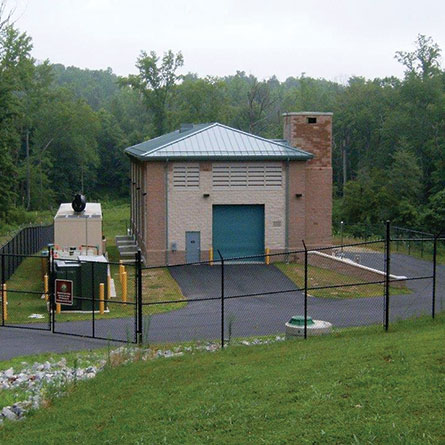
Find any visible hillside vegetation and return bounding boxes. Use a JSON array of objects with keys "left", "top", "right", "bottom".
[
  {"left": 0, "top": 6, "right": 444, "bottom": 237},
  {"left": 0, "top": 315, "right": 443, "bottom": 444}
]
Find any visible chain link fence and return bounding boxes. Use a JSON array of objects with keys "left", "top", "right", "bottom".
[
  {"left": 1, "top": 222, "right": 443, "bottom": 346},
  {"left": 140, "top": 222, "right": 443, "bottom": 346},
  {"left": 0, "top": 224, "right": 54, "bottom": 281}
]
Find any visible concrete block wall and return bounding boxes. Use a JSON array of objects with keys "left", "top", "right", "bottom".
[{"left": 167, "top": 161, "right": 287, "bottom": 265}]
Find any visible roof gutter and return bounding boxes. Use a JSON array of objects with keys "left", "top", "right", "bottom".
[{"left": 126, "top": 154, "right": 313, "bottom": 162}]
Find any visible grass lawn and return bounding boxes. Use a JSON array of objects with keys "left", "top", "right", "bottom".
[
  {"left": 332, "top": 234, "right": 445, "bottom": 265},
  {"left": 4, "top": 257, "right": 185, "bottom": 324},
  {"left": 2, "top": 256, "right": 49, "bottom": 325},
  {"left": 0, "top": 315, "right": 444, "bottom": 444},
  {"left": 276, "top": 262, "right": 411, "bottom": 299},
  {"left": 101, "top": 200, "right": 130, "bottom": 261},
  {"left": 4, "top": 201, "right": 185, "bottom": 324}
]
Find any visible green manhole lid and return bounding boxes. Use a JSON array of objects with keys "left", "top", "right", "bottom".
[{"left": 288, "top": 315, "right": 314, "bottom": 326}]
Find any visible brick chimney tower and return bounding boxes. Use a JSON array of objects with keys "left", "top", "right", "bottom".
[{"left": 283, "top": 112, "right": 333, "bottom": 246}]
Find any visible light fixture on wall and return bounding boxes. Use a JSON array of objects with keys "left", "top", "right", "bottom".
[
  {"left": 295, "top": 193, "right": 303, "bottom": 198},
  {"left": 203, "top": 193, "right": 210, "bottom": 198}
]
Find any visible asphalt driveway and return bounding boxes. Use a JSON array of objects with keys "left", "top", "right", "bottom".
[
  {"left": 155, "top": 254, "right": 444, "bottom": 341},
  {"left": 0, "top": 327, "right": 114, "bottom": 361}
]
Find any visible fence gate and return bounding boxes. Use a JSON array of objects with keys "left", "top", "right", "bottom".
[
  {"left": 1, "top": 225, "right": 53, "bottom": 333},
  {"left": 49, "top": 251, "right": 142, "bottom": 343},
  {"left": 1, "top": 247, "right": 143, "bottom": 344},
  {"left": 1, "top": 252, "right": 51, "bottom": 332}
]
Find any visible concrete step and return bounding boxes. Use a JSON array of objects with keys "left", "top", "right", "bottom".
[
  {"left": 116, "top": 239, "right": 136, "bottom": 247},
  {"left": 115, "top": 235, "right": 134, "bottom": 243},
  {"left": 118, "top": 245, "right": 138, "bottom": 253},
  {"left": 116, "top": 234, "right": 140, "bottom": 259},
  {"left": 119, "top": 258, "right": 138, "bottom": 263},
  {"left": 119, "top": 250, "right": 139, "bottom": 258}
]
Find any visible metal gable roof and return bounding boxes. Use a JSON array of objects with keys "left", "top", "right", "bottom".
[{"left": 124, "top": 123, "right": 313, "bottom": 161}]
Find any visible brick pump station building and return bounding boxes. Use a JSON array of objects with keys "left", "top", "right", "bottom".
[{"left": 125, "top": 112, "right": 332, "bottom": 265}]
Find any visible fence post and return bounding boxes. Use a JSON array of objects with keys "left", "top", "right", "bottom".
[
  {"left": 1, "top": 253, "right": 4, "bottom": 327},
  {"left": 432, "top": 234, "right": 438, "bottom": 319},
  {"left": 92, "top": 261, "right": 95, "bottom": 338},
  {"left": 217, "top": 250, "right": 225, "bottom": 349},
  {"left": 384, "top": 220, "right": 391, "bottom": 331},
  {"left": 137, "top": 249, "right": 143, "bottom": 345},
  {"left": 2, "top": 284, "right": 6, "bottom": 321},
  {"left": 7, "top": 241, "right": 11, "bottom": 280},
  {"left": 340, "top": 221, "right": 344, "bottom": 253},
  {"left": 302, "top": 240, "right": 308, "bottom": 340},
  {"left": 50, "top": 247, "right": 55, "bottom": 333}
]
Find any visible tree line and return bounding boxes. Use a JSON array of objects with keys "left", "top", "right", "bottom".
[{"left": 0, "top": 11, "right": 444, "bottom": 234}]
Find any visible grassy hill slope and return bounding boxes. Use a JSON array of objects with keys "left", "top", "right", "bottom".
[{"left": 1, "top": 316, "right": 444, "bottom": 444}]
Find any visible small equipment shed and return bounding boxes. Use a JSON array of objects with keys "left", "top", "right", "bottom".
[{"left": 54, "top": 202, "right": 104, "bottom": 255}]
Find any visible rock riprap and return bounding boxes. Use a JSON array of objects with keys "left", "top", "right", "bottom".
[
  {"left": 0, "top": 335, "right": 286, "bottom": 424},
  {"left": 0, "top": 357, "right": 105, "bottom": 424}
]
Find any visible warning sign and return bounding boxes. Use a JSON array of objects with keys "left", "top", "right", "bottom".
[{"left": 55, "top": 279, "right": 73, "bottom": 305}]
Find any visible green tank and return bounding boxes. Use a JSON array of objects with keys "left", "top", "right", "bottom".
[{"left": 54, "top": 255, "right": 108, "bottom": 311}]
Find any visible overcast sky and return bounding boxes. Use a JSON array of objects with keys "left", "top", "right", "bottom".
[{"left": 10, "top": 0, "right": 445, "bottom": 82}]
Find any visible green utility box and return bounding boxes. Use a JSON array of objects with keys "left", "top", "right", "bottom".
[{"left": 55, "top": 255, "right": 108, "bottom": 311}]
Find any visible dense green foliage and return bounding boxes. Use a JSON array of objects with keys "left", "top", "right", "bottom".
[
  {"left": 0, "top": 316, "right": 444, "bottom": 444},
  {"left": 0, "top": 6, "right": 443, "bottom": 235}
]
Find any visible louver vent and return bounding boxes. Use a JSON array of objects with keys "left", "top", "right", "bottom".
[
  {"left": 213, "top": 164, "right": 282, "bottom": 188},
  {"left": 173, "top": 165, "right": 200, "bottom": 188}
]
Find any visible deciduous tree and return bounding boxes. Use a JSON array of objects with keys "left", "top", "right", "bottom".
[{"left": 120, "top": 50, "right": 183, "bottom": 136}]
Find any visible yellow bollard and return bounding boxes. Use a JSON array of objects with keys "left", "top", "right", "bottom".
[
  {"left": 44, "top": 274, "right": 49, "bottom": 302},
  {"left": 265, "top": 248, "right": 270, "bottom": 265},
  {"left": 209, "top": 247, "right": 213, "bottom": 266},
  {"left": 41, "top": 256, "right": 46, "bottom": 279},
  {"left": 122, "top": 271, "right": 127, "bottom": 305},
  {"left": 56, "top": 303, "right": 61, "bottom": 314},
  {"left": 99, "top": 283, "right": 105, "bottom": 315},
  {"left": 2, "top": 283, "right": 7, "bottom": 321},
  {"left": 119, "top": 260, "right": 124, "bottom": 283}
]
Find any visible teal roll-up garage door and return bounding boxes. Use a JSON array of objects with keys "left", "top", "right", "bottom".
[{"left": 212, "top": 205, "right": 265, "bottom": 260}]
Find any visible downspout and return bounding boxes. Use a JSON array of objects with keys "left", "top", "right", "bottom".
[
  {"left": 165, "top": 159, "right": 169, "bottom": 266},
  {"left": 285, "top": 158, "right": 289, "bottom": 260}
]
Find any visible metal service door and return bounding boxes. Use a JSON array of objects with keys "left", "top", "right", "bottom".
[
  {"left": 212, "top": 205, "right": 264, "bottom": 260},
  {"left": 186, "top": 232, "right": 201, "bottom": 263}
]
